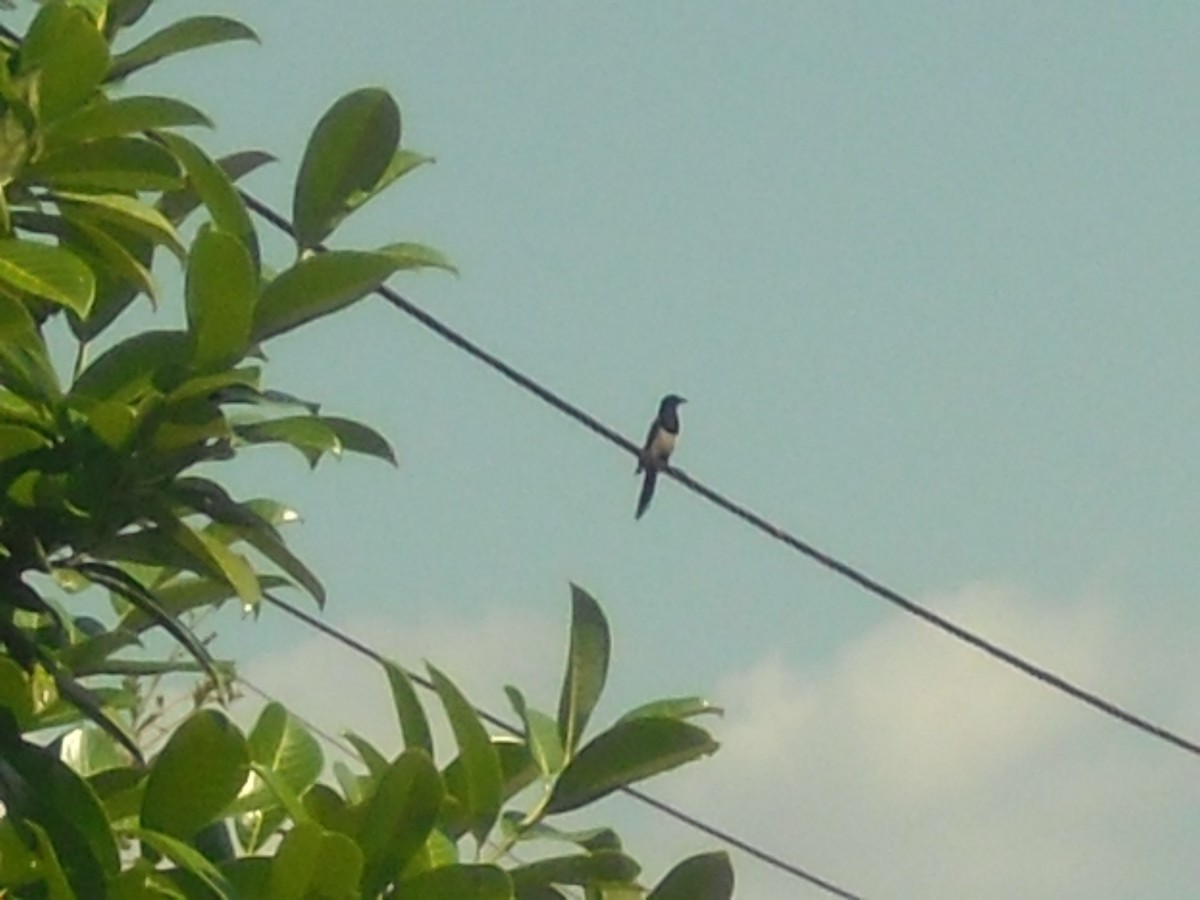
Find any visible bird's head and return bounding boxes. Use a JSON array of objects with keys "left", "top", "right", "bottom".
[{"left": 660, "top": 394, "right": 687, "bottom": 412}]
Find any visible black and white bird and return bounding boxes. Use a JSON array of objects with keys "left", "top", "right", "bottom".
[{"left": 635, "top": 394, "right": 686, "bottom": 519}]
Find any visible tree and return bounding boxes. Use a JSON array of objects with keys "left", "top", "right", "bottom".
[{"left": 0, "top": 3, "right": 734, "bottom": 898}]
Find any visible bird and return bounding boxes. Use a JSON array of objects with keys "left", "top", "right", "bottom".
[{"left": 635, "top": 394, "right": 686, "bottom": 519}]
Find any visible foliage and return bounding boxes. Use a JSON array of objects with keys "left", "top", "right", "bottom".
[{"left": 0, "top": 3, "right": 733, "bottom": 898}]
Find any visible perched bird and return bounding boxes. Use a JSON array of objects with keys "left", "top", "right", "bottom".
[{"left": 635, "top": 394, "right": 686, "bottom": 519}]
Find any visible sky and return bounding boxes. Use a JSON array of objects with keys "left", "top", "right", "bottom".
[{"left": 95, "top": 3, "right": 1200, "bottom": 898}]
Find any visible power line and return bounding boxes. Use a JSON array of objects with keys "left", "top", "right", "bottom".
[
  {"left": 242, "top": 189, "right": 1200, "bottom": 762},
  {"left": 260, "top": 591, "right": 862, "bottom": 900}
]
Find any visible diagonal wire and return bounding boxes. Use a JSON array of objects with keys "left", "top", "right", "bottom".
[
  {"left": 260, "top": 591, "right": 862, "bottom": 900},
  {"left": 242, "top": 189, "right": 1200, "bottom": 761}
]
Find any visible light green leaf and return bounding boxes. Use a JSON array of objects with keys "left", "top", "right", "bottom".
[
  {"left": 157, "top": 132, "right": 258, "bottom": 263},
  {"left": 251, "top": 250, "right": 401, "bottom": 342},
  {"left": 343, "top": 731, "right": 389, "bottom": 779},
  {"left": 293, "top": 88, "right": 401, "bottom": 249},
  {"left": 556, "top": 584, "right": 610, "bottom": 760},
  {"left": 377, "top": 241, "right": 458, "bottom": 275},
  {"left": 46, "top": 95, "right": 211, "bottom": 145},
  {"left": 159, "top": 149, "right": 275, "bottom": 225},
  {"left": 126, "top": 826, "right": 237, "bottom": 899},
  {"left": 427, "top": 663, "right": 503, "bottom": 847},
  {"left": 271, "top": 822, "right": 363, "bottom": 900},
  {"left": 615, "top": 696, "right": 723, "bottom": 726},
  {"left": 108, "top": 16, "right": 259, "bottom": 81},
  {"left": 0, "top": 239, "right": 94, "bottom": 316},
  {"left": 505, "top": 686, "right": 564, "bottom": 777},
  {"left": 385, "top": 661, "right": 433, "bottom": 756},
  {"left": 186, "top": 225, "right": 256, "bottom": 369},
  {"left": 19, "top": 3, "right": 109, "bottom": 122},
  {"left": 233, "top": 415, "right": 341, "bottom": 467},
  {"left": 358, "top": 750, "right": 444, "bottom": 897},
  {"left": 141, "top": 709, "right": 250, "bottom": 841},
  {"left": 546, "top": 719, "right": 718, "bottom": 815}
]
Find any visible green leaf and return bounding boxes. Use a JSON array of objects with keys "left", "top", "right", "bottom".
[
  {"left": 505, "top": 685, "right": 564, "bottom": 777},
  {"left": 233, "top": 415, "right": 341, "bottom": 467},
  {"left": 358, "top": 750, "right": 444, "bottom": 897},
  {"left": 53, "top": 190, "right": 187, "bottom": 259},
  {"left": 126, "top": 826, "right": 237, "bottom": 899},
  {"left": 46, "top": 95, "right": 212, "bottom": 145},
  {"left": 385, "top": 660, "right": 433, "bottom": 756},
  {"left": 0, "top": 239, "right": 94, "bottom": 316},
  {"left": 0, "top": 714, "right": 120, "bottom": 893},
  {"left": 28, "top": 136, "right": 183, "bottom": 191},
  {"left": 510, "top": 851, "right": 640, "bottom": 891},
  {"left": 343, "top": 731, "right": 389, "bottom": 778},
  {"left": 319, "top": 415, "right": 397, "bottom": 465},
  {"left": 556, "top": 584, "right": 611, "bottom": 760},
  {"left": 58, "top": 213, "right": 158, "bottom": 310},
  {"left": 157, "top": 513, "right": 262, "bottom": 609},
  {"left": 71, "top": 330, "right": 187, "bottom": 402},
  {"left": 251, "top": 250, "right": 402, "bottom": 342},
  {"left": 293, "top": 88, "right": 401, "bottom": 249},
  {"left": 271, "top": 822, "right": 363, "bottom": 900},
  {"left": 157, "top": 132, "right": 258, "bottom": 263},
  {"left": 0, "top": 293, "right": 61, "bottom": 402},
  {"left": 498, "top": 814, "right": 619, "bottom": 854},
  {"left": 108, "top": 16, "right": 260, "bottom": 81},
  {"left": 65, "top": 560, "right": 223, "bottom": 689},
  {"left": 398, "top": 864, "right": 512, "bottom": 900},
  {"left": 234, "top": 702, "right": 323, "bottom": 851},
  {"left": 141, "top": 709, "right": 250, "bottom": 841},
  {"left": 159, "top": 149, "right": 276, "bottom": 225},
  {"left": 615, "top": 696, "right": 723, "bottom": 726},
  {"left": 344, "top": 149, "right": 434, "bottom": 216},
  {"left": 440, "top": 738, "right": 536, "bottom": 840},
  {"left": 19, "top": 3, "right": 109, "bottom": 122},
  {"left": 427, "top": 663, "right": 503, "bottom": 846},
  {"left": 648, "top": 852, "right": 734, "bottom": 900},
  {"left": 546, "top": 719, "right": 718, "bottom": 815},
  {"left": 186, "top": 225, "right": 256, "bottom": 369},
  {"left": 377, "top": 241, "right": 458, "bottom": 275}
]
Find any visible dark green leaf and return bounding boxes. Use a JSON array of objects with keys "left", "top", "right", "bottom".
[
  {"left": 648, "top": 851, "right": 734, "bottom": 900},
  {"left": 28, "top": 136, "right": 183, "bottom": 191},
  {"left": 556, "top": 584, "right": 610, "bottom": 759},
  {"left": 53, "top": 190, "right": 187, "bottom": 259},
  {"left": 71, "top": 330, "right": 186, "bottom": 402},
  {"left": 498, "top": 813, "right": 620, "bottom": 854},
  {"left": 186, "top": 225, "right": 256, "bottom": 368},
  {"left": 399, "top": 864, "right": 511, "bottom": 900},
  {"left": 344, "top": 731, "right": 389, "bottom": 778},
  {"left": 385, "top": 661, "right": 433, "bottom": 756},
  {"left": 46, "top": 95, "right": 211, "bottom": 145},
  {"left": 233, "top": 415, "right": 341, "bottom": 467},
  {"left": 510, "top": 851, "right": 640, "bottom": 890},
  {"left": 427, "top": 663, "right": 503, "bottom": 846},
  {"left": 358, "top": 750, "right": 444, "bottom": 897},
  {"left": 127, "top": 826, "right": 237, "bottom": 899},
  {"left": 141, "top": 709, "right": 250, "bottom": 841},
  {"left": 251, "top": 250, "right": 403, "bottom": 342},
  {"left": 0, "top": 240, "right": 94, "bottom": 316},
  {"left": 0, "top": 712, "right": 120, "bottom": 895},
  {"left": 108, "top": 16, "right": 259, "bottom": 81},
  {"left": 293, "top": 88, "right": 401, "bottom": 249},
  {"left": 319, "top": 415, "right": 397, "bottom": 465},
  {"left": 0, "top": 293, "right": 60, "bottom": 402},
  {"left": 546, "top": 718, "right": 718, "bottom": 814}
]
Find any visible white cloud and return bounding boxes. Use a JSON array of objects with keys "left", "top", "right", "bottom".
[{"left": 640, "top": 582, "right": 1200, "bottom": 899}]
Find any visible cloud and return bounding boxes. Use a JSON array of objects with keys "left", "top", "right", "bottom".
[{"left": 641, "top": 582, "right": 1199, "bottom": 899}]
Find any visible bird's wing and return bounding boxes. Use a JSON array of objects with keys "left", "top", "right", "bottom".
[{"left": 636, "top": 419, "right": 659, "bottom": 473}]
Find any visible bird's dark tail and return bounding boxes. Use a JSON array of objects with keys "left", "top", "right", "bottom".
[{"left": 635, "top": 469, "right": 657, "bottom": 519}]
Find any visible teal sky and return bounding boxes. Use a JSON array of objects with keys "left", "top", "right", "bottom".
[{"left": 113, "top": 4, "right": 1200, "bottom": 897}]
